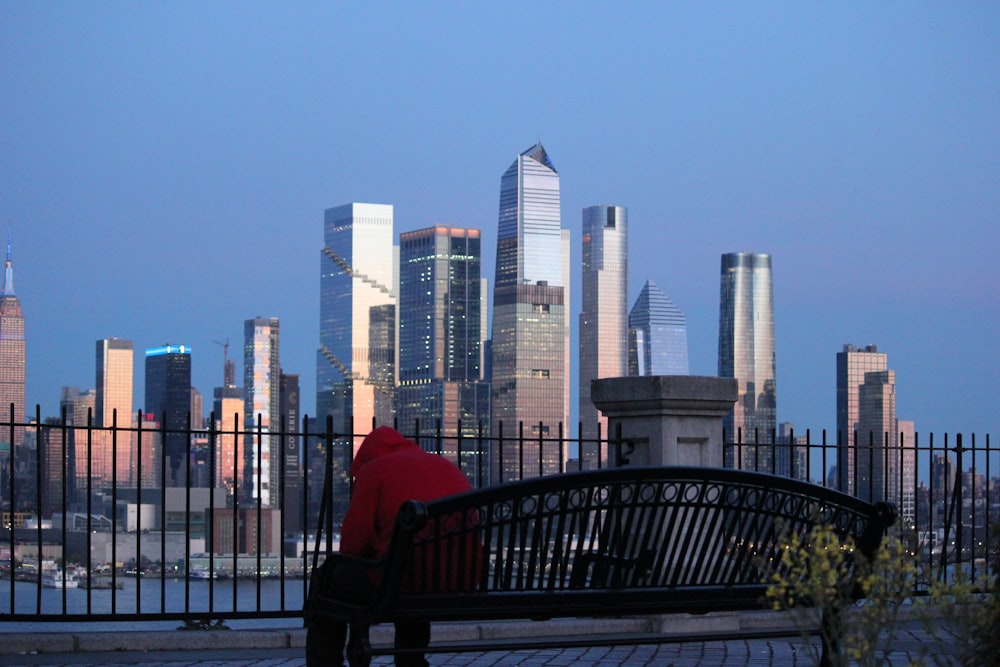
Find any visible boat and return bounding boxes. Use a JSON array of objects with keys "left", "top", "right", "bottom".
[
  {"left": 190, "top": 568, "right": 218, "bottom": 580},
  {"left": 41, "top": 569, "right": 80, "bottom": 589}
]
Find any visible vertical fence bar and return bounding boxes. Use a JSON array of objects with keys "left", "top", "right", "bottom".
[
  {"left": 279, "top": 412, "right": 286, "bottom": 611},
  {"left": 110, "top": 408, "right": 118, "bottom": 615},
  {"left": 5, "top": 404, "right": 12, "bottom": 615},
  {"left": 255, "top": 412, "right": 263, "bottom": 612},
  {"left": 184, "top": 410, "right": 192, "bottom": 616},
  {"left": 231, "top": 411, "right": 239, "bottom": 613},
  {"left": 158, "top": 411, "right": 166, "bottom": 612},
  {"left": 86, "top": 408, "right": 94, "bottom": 614},
  {"left": 59, "top": 413, "right": 68, "bottom": 611},
  {"left": 208, "top": 411, "right": 217, "bottom": 616},
  {"left": 135, "top": 411, "right": 143, "bottom": 612},
  {"left": 30, "top": 405, "right": 40, "bottom": 611}
]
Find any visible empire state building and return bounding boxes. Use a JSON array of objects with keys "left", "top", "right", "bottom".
[{"left": 0, "top": 232, "right": 26, "bottom": 453}]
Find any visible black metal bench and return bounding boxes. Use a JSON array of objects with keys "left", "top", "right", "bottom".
[{"left": 305, "top": 466, "right": 895, "bottom": 667}]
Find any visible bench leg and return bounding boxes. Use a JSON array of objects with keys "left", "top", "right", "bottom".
[{"left": 346, "top": 623, "right": 372, "bottom": 667}]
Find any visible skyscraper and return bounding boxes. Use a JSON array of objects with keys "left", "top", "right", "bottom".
[
  {"left": 279, "top": 371, "right": 302, "bottom": 534},
  {"left": 835, "top": 344, "right": 888, "bottom": 495},
  {"left": 718, "top": 252, "right": 780, "bottom": 472},
  {"left": 857, "top": 369, "right": 896, "bottom": 504},
  {"left": 144, "top": 344, "right": 192, "bottom": 487},
  {"left": 95, "top": 338, "right": 135, "bottom": 486},
  {"left": 317, "top": 203, "right": 396, "bottom": 438},
  {"left": 317, "top": 203, "right": 396, "bottom": 522},
  {"left": 627, "top": 279, "right": 689, "bottom": 377},
  {"left": 244, "top": 316, "right": 280, "bottom": 507},
  {"left": 491, "top": 143, "right": 568, "bottom": 482},
  {"left": 0, "top": 233, "right": 25, "bottom": 465},
  {"left": 396, "top": 226, "right": 489, "bottom": 476},
  {"left": 578, "top": 205, "right": 628, "bottom": 467},
  {"left": 62, "top": 387, "right": 95, "bottom": 500}
]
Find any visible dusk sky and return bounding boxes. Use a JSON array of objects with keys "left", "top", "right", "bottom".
[{"left": 2, "top": 3, "right": 997, "bottom": 437}]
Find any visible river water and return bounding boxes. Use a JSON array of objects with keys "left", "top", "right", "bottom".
[{"left": 0, "top": 576, "right": 306, "bottom": 632}]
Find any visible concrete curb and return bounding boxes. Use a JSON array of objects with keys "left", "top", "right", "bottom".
[{"left": 1, "top": 611, "right": 808, "bottom": 656}]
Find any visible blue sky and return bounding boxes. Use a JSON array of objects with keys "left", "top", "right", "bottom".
[{"left": 2, "top": 2, "right": 997, "bottom": 437}]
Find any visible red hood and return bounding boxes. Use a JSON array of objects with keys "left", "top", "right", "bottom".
[{"left": 350, "top": 426, "right": 420, "bottom": 477}]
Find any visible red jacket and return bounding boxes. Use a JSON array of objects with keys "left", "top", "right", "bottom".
[{"left": 340, "top": 426, "right": 474, "bottom": 562}]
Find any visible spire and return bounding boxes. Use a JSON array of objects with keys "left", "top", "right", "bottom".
[{"left": 2, "top": 226, "right": 13, "bottom": 296}]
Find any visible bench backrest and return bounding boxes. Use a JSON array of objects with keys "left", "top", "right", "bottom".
[{"left": 375, "top": 466, "right": 895, "bottom": 619}]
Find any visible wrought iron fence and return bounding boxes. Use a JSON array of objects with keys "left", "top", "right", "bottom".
[{"left": 0, "top": 407, "right": 995, "bottom": 625}]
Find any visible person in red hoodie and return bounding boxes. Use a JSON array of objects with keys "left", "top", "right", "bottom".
[{"left": 306, "top": 426, "right": 474, "bottom": 667}]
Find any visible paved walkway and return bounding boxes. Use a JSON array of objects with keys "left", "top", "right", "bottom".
[{"left": 1, "top": 617, "right": 961, "bottom": 666}]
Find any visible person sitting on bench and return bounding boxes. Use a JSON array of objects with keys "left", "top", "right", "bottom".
[{"left": 306, "top": 426, "right": 473, "bottom": 667}]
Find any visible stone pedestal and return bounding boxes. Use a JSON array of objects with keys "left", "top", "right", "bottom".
[{"left": 590, "top": 376, "right": 737, "bottom": 469}]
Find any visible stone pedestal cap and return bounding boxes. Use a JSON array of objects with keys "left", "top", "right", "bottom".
[{"left": 591, "top": 376, "right": 738, "bottom": 416}]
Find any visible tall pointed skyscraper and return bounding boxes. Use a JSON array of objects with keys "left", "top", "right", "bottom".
[
  {"left": 628, "top": 279, "right": 689, "bottom": 377},
  {"left": 490, "top": 143, "right": 568, "bottom": 482},
  {"left": 578, "top": 205, "right": 627, "bottom": 467},
  {"left": 718, "top": 252, "right": 781, "bottom": 473},
  {"left": 0, "top": 232, "right": 25, "bottom": 464}
]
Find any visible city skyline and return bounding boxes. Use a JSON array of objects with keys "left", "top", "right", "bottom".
[{"left": 3, "top": 4, "right": 997, "bottom": 437}]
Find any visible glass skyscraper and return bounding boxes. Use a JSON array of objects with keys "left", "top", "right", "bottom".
[
  {"left": 835, "top": 343, "right": 888, "bottom": 496},
  {"left": 95, "top": 338, "right": 135, "bottom": 486},
  {"left": 396, "top": 226, "right": 489, "bottom": 477},
  {"left": 317, "top": 203, "right": 396, "bottom": 434},
  {"left": 578, "top": 205, "right": 628, "bottom": 465},
  {"left": 0, "top": 235, "right": 25, "bottom": 466},
  {"left": 144, "top": 344, "right": 192, "bottom": 487},
  {"left": 718, "top": 252, "right": 780, "bottom": 472},
  {"left": 491, "top": 143, "right": 568, "bottom": 483},
  {"left": 317, "top": 203, "right": 396, "bottom": 521},
  {"left": 244, "top": 316, "right": 279, "bottom": 507},
  {"left": 627, "top": 279, "right": 689, "bottom": 377},
  {"left": 857, "top": 369, "right": 896, "bottom": 505}
]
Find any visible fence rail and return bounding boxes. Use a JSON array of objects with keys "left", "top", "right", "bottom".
[{"left": 0, "top": 407, "right": 996, "bottom": 625}]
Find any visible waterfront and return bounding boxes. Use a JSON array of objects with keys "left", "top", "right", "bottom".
[{"left": 0, "top": 576, "right": 306, "bottom": 631}]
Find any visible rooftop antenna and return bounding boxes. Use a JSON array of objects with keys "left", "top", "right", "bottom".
[
  {"left": 3, "top": 224, "right": 13, "bottom": 296},
  {"left": 213, "top": 338, "right": 230, "bottom": 386}
]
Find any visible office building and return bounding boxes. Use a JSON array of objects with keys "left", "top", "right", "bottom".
[
  {"left": 144, "top": 344, "right": 192, "bottom": 487},
  {"left": 367, "top": 303, "right": 396, "bottom": 427},
  {"left": 396, "top": 226, "right": 490, "bottom": 479},
  {"left": 279, "top": 371, "right": 302, "bottom": 534},
  {"left": 835, "top": 344, "right": 888, "bottom": 495},
  {"left": 897, "top": 419, "right": 916, "bottom": 525},
  {"left": 718, "top": 252, "right": 780, "bottom": 472},
  {"left": 856, "top": 369, "right": 896, "bottom": 505},
  {"left": 95, "top": 338, "right": 135, "bottom": 487},
  {"left": 491, "top": 143, "right": 568, "bottom": 483},
  {"left": 61, "top": 387, "right": 95, "bottom": 501},
  {"left": 317, "top": 203, "right": 396, "bottom": 521},
  {"left": 213, "top": 383, "right": 243, "bottom": 502},
  {"left": 244, "top": 316, "right": 280, "bottom": 508},
  {"left": 627, "top": 279, "right": 689, "bottom": 377},
  {"left": 578, "top": 205, "right": 628, "bottom": 467},
  {"left": 0, "top": 234, "right": 25, "bottom": 471},
  {"left": 317, "top": 202, "right": 396, "bottom": 437}
]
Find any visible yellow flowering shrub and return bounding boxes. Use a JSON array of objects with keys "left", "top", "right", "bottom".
[{"left": 763, "top": 522, "right": 918, "bottom": 667}]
